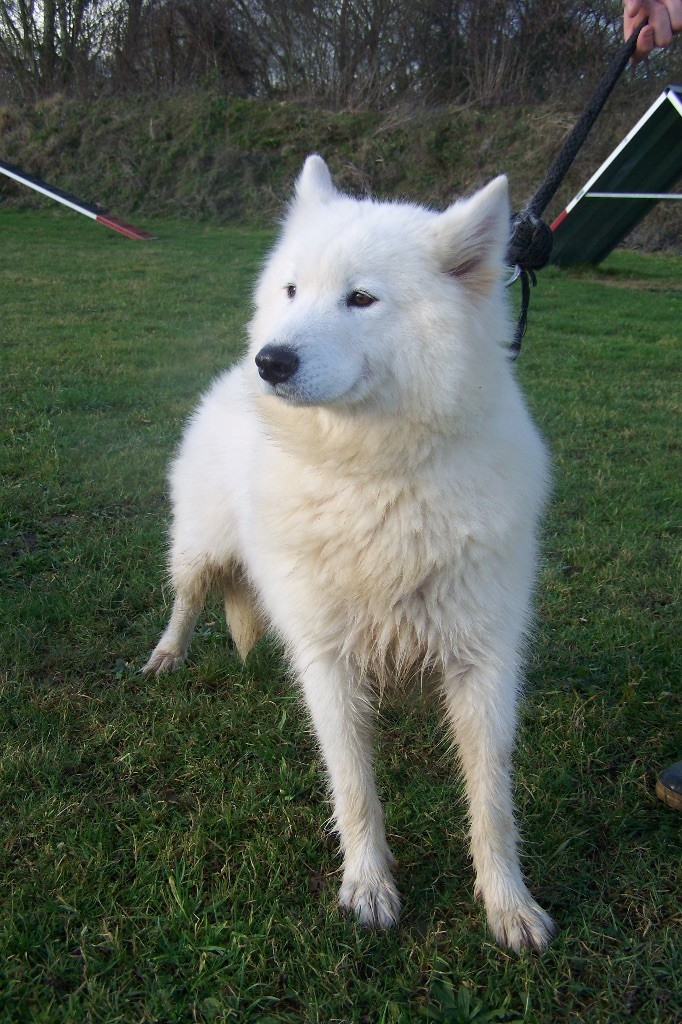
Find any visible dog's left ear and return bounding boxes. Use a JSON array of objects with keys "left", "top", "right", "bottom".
[
  {"left": 432, "top": 175, "right": 510, "bottom": 292},
  {"left": 294, "top": 154, "right": 337, "bottom": 207}
]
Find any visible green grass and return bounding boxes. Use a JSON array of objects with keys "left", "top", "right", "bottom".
[{"left": 1, "top": 208, "right": 680, "bottom": 1024}]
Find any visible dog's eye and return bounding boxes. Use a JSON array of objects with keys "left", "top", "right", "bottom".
[
  {"left": 285, "top": 284, "right": 296, "bottom": 299},
  {"left": 347, "top": 290, "right": 376, "bottom": 309}
]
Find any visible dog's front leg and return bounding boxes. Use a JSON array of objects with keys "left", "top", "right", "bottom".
[
  {"left": 442, "top": 661, "right": 556, "bottom": 952},
  {"left": 143, "top": 592, "right": 203, "bottom": 675},
  {"left": 143, "top": 550, "right": 214, "bottom": 675},
  {"left": 296, "top": 652, "right": 400, "bottom": 929}
]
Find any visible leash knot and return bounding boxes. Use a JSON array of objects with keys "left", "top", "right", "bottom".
[
  {"left": 507, "top": 210, "right": 554, "bottom": 272},
  {"left": 506, "top": 211, "right": 554, "bottom": 359}
]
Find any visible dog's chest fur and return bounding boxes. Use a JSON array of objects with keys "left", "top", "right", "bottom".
[{"left": 252, "top": 410, "right": 505, "bottom": 676}]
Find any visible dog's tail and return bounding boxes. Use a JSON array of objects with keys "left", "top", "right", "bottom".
[{"left": 223, "top": 566, "right": 266, "bottom": 661}]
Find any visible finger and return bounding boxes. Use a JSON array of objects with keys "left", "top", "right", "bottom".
[
  {"left": 625, "top": 7, "right": 651, "bottom": 61},
  {"left": 663, "top": 0, "right": 682, "bottom": 31},
  {"left": 647, "top": 1, "right": 674, "bottom": 45},
  {"left": 624, "top": 4, "right": 649, "bottom": 39},
  {"left": 634, "top": 23, "right": 657, "bottom": 59}
]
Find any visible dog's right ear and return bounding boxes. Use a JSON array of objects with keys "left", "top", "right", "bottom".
[
  {"left": 294, "top": 155, "right": 336, "bottom": 206},
  {"left": 432, "top": 175, "right": 510, "bottom": 295}
]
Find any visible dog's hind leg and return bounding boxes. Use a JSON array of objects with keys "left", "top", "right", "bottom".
[
  {"left": 295, "top": 650, "right": 400, "bottom": 929},
  {"left": 223, "top": 566, "right": 266, "bottom": 661},
  {"left": 441, "top": 660, "right": 556, "bottom": 952},
  {"left": 143, "top": 552, "right": 213, "bottom": 676}
]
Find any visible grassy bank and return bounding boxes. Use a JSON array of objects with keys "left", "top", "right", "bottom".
[
  {"left": 1, "top": 209, "right": 680, "bottom": 1023},
  {"left": 1, "top": 91, "right": 680, "bottom": 252}
]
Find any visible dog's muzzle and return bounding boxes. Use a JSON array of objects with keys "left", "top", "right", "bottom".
[{"left": 255, "top": 344, "right": 300, "bottom": 386}]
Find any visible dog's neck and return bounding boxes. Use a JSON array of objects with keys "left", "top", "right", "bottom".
[{"left": 253, "top": 389, "right": 473, "bottom": 478}]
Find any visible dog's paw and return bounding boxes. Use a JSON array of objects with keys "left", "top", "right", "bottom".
[
  {"left": 487, "top": 898, "right": 556, "bottom": 952},
  {"left": 142, "top": 647, "right": 186, "bottom": 676},
  {"left": 339, "top": 871, "right": 401, "bottom": 930}
]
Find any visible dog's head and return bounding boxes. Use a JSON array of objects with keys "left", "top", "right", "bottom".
[{"left": 248, "top": 155, "right": 512, "bottom": 419}]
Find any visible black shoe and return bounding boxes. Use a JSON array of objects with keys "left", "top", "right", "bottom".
[{"left": 656, "top": 762, "right": 682, "bottom": 811}]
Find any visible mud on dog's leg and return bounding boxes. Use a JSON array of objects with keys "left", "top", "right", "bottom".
[
  {"left": 296, "top": 652, "right": 400, "bottom": 929},
  {"left": 143, "top": 555, "right": 211, "bottom": 675},
  {"left": 441, "top": 661, "right": 555, "bottom": 952}
]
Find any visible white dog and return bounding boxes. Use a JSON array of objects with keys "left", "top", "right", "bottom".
[{"left": 144, "top": 155, "right": 556, "bottom": 951}]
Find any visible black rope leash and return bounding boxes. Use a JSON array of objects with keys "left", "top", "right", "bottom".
[{"left": 506, "top": 20, "right": 647, "bottom": 357}]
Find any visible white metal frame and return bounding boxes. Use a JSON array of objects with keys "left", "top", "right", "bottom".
[{"left": 562, "top": 86, "right": 682, "bottom": 214}]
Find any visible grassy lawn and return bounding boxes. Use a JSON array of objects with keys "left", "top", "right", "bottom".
[{"left": 1, "top": 208, "right": 680, "bottom": 1024}]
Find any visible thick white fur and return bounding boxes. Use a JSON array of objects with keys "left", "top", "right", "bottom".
[{"left": 144, "top": 155, "right": 556, "bottom": 951}]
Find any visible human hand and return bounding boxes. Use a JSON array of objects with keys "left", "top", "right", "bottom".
[{"left": 624, "top": 0, "right": 682, "bottom": 61}]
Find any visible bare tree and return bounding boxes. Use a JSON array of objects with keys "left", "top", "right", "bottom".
[
  {"left": 0, "top": 0, "right": 114, "bottom": 98},
  {"left": 0, "top": 0, "right": 679, "bottom": 106}
]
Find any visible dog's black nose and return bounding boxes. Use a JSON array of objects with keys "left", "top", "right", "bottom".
[{"left": 255, "top": 344, "right": 300, "bottom": 385}]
